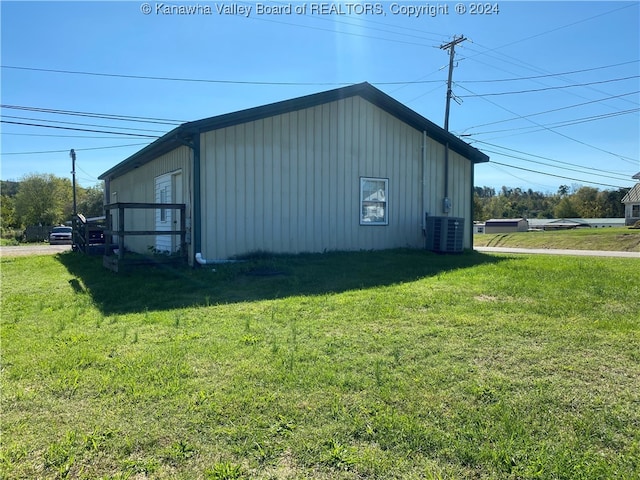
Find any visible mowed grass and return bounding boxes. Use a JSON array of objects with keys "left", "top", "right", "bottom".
[
  {"left": 474, "top": 226, "right": 640, "bottom": 251},
  {"left": 1, "top": 249, "right": 639, "bottom": 479}
]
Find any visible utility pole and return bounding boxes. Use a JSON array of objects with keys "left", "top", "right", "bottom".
[
  {"left": 70, "top": 149, "right": 77, "bottom": 217},
  {"left": 440, "top": 35, "right": 466, "bottom": 132},
  {"left": 439, "top": 35, "right": 466, "bottom": 214},
  {"left": 70, "top": 149, "right": 77, "bottom": 247}
]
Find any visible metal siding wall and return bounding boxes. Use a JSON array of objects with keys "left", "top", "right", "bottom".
[
  {"left": 425, "top": 138, "right": 445, "bottom": 217},
  {"left": 108, "top": 146, "right": 191, "bottom": 255},
  {"left": 199, "top": 97, "right": 470, "bottom": 259},
  {"left": 449, "top": 151, "right": 472, "bottom": 248},
  {"left": 422, "top": 138, "right": 473, "bottom": 248}
]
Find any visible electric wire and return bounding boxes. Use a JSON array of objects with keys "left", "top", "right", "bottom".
[
  {"left": 459, "top": 60, "right": 640, "bottom": 83},
  {"left": 2, "top": 143, "right": 149, "bottom": 156},
  {"left": 460, "top": 3, "right": 637, "bottom": 63},
  {"left": 481, "top": 148, "right": 631, "bottom": 182},
  {"left": 1, "top": 104, "right": 186, "bottom": 125},
  {"left": 2, "top": 115, "right": 170, "bottom": 134},
  {"left": 464, "top": 108, "right": 640, "bottom": 136},
  {"left": 470, "top": 140, "right": 634, "bottom": 178},
  {"left": 488, "top": 160, "right": 629, "bottom": 189},
  {"left": 486, "top": 163, "right": 557, "bottom": 191},
  {"left": 459, "top": 90, "right": 640, "bottom": 132},
  {"left": 455, "top": 83, "right": 638, "bottom": 165},
  {"left": 0, "top": 120, "right": 161, "bottom": 138},
  {"left": 456, "top": 76, "right": 639, "bottom": 98},
  {"left": 462, "top": 43, "right": 640, "bottom": 109},
  {"left": 2, "top": 132, "right": 154, "bottom": 139}
]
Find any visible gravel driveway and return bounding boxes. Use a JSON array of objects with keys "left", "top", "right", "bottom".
[{"left": 0, "top": 244, "right": 73, "bottom": 257}]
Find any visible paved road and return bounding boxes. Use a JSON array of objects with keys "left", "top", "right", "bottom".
[
  {"left": 0, "top": 244, "right": 72, "bottom": 257},
  {"left": 475, "top": 246, "right": 640, "bottom": 258}
]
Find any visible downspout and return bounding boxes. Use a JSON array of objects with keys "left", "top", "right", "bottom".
[
  {"left": 190, "top": 134, "right": 243, "bottom": 267},
  {"left": 422, "top": 130, "right": 427, "bottom": 235},
  {"left": 192, "top": 133, "right": 202, "bottom": 266},
  {"left": 443, "top": 142, "right": 451, "bottom": 215},
  {"left": 470, "top": 161, "right": 475, "bottom": 250}
]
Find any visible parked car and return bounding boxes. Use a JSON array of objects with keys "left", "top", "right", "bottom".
[{"left": 49, "top": 226, "right": 73, "bottom": 245}]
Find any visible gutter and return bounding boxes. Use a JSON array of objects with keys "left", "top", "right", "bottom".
[{"left": 192, "top": 133, "right": 201, "bottom": 263}]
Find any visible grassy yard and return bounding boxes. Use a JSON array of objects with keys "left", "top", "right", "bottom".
[
  {"left": 1, "top": 250, "right": 639, "bottom": 479},
  {"left": 474, "top": 226, "right": 640, "bottom": 251}
]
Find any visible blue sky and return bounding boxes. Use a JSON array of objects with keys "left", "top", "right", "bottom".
[{"left": 1, "top": 1, "right": 638, "bottom": 194}]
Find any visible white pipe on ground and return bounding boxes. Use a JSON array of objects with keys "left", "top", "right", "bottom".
[{"left": 195, "top": 252, "right": 242, "bottom": 265}]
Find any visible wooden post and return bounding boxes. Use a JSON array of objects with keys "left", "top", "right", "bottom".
[
  {"left": 104, "top": 206, "right": 112, "bottom": 256},
  {"left": 180, "top": 205, "right": 186, "bottom": 258},
  {"left": 118, "top": 206, "right": 125, "bottom": 259}
]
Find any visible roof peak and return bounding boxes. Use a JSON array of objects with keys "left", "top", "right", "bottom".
[{"left": 100, "top": 82, "right": 488, "bottom": 180}]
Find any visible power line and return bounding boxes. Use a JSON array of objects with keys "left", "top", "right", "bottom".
[
  {"left": 395, "top": 4, "right": 638, "bottom": 109},
  {"left": 1, "top": 104, "right": 186, "bottom": 125},
  {"left": 3, "top": 62, "right": 638, "bottom": 89},
  {"left": 461, "top": 60, "right": 640, "bottom": 83},
  {"left": 239, "top": 11, "right": 439, "bottom": 49},
  {"left": 481, "top": 148, "right": 631, "bottom": 182},
  {"left": 487, "top": 163, "right": 558, "bottom": 191},
  {"left": 0, "top": 65, "right": 362, "bottom": 86},
  {"left": 273, "top": 3, "right": 448, "bottom": 44},
  {"left": 2, "top": 115, "right": 169, "bottom": 134},
  {"left": 0, "top": 65, "right": 451, "bottom": 87},
  {"left": 2, "top": 143, "right": 149, "bottom": 156},
  {"left": 488, "top": 160, "right": 629, "bottom": 189},
  {"left": 465, "top": 108, "right": 640, "bottom": 136},
  {"left": 460, "top": 3, "right": 637, "bottom": 63},
  {"left": 455, "top": 83, "right": 638, "bottom": 165},
  {"left": 459, "top": 90, "right": 640, "bottom": 132},
  {"left": 457, "top": 76, "right": 639, "bottom": 98},
  {"left": 1, "top": 132, "right": 153, "bottom": 139},
  {"left": 471, "top": 140, "right": 634, "bottom": 178},
  {"left": 0, "top": 120, "right": 161, "bottom": 138}
]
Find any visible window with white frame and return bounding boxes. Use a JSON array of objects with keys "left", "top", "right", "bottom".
[
  {"left": 159, "top": 186, "right": 168, "bottom": 222},
  {"left": 360, "top": 177, "right": 388, "bottom": 225}
]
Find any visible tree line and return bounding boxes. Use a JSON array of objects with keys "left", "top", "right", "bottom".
[
  {"left": 0, "top": 174, "right": 631, "bottom": 234},
  {"left": 474, "top": 185, "right": 629, "bottom": 221},
  {"left": 1, "top": 174, "right": 104, "bottom": 233}
]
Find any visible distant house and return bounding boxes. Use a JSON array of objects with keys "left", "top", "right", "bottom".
[
  {"left": 473, "top": 222, "right": 485, "bottom": 234},
  {"left": 527, "top": 218, "right": 625, "bottom": 230},
  {"left": 622, "top": 172, "right": 640, "bottom": 226},
  {"left": 484, "top": 218, "right": 529, "bottom": 234},
  {"left": 98, "top": 82, "right": 489, "bottom": 265}
]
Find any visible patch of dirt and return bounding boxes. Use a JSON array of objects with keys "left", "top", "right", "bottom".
[{"left": 474, "top": 294, "right": 499, "bottom": 302}]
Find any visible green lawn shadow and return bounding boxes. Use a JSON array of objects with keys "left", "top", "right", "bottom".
[{"left": 56, "top": 249, "right": 509, "bottom": 315}]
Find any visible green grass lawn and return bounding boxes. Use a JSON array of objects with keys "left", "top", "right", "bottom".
[
  {"left": 474, "top": 226, "right": 640, "bottom": 251},
  {"left": 2, "top": 250, "right": 639, "bottom": 479}
]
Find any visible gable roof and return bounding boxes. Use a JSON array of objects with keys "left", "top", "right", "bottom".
[
  {"left": 622, "top": 183, "right": 640, "bottom": 204},
  {"left": 99, "top": 82, "right": 489, "bottom": 180}
]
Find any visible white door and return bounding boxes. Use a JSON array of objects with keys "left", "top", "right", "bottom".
[
  {"left": 171, "top": 172, "right": 183, "bottom": 253},
  {"left": 155, "top": 174, "right": 172, "bottom": 252}
]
